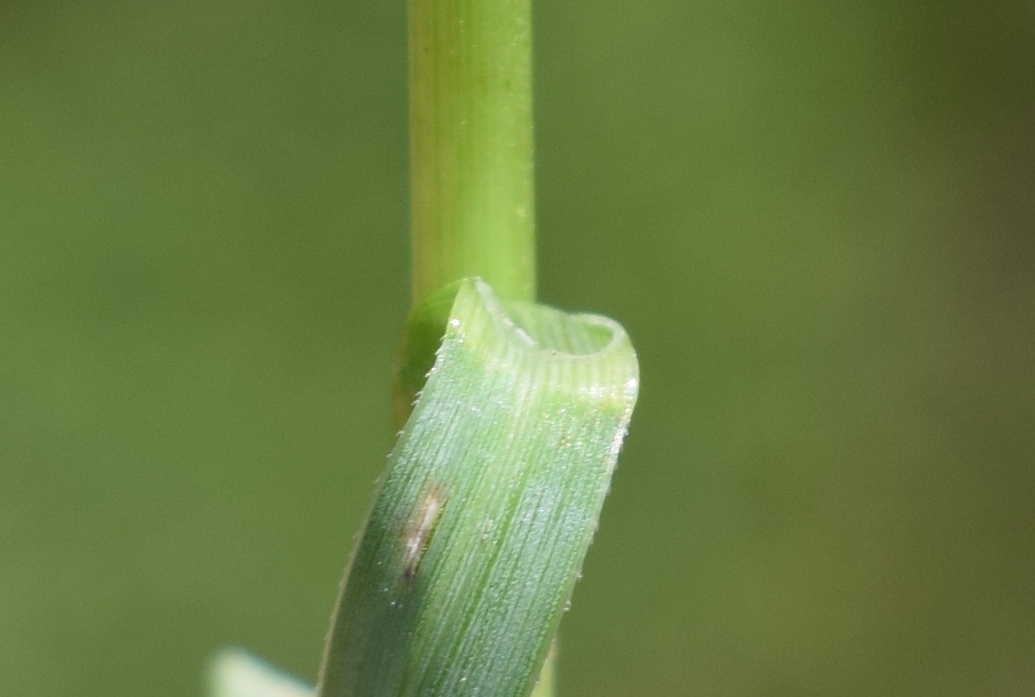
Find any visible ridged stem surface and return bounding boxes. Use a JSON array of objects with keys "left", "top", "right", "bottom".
[{"left": 410, "top": 0, "right": 535, "bottom": 304}]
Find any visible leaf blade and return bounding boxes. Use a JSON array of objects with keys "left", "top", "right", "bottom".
[{"left": 319, "top": 278, "right": 639, "bottom": 697}]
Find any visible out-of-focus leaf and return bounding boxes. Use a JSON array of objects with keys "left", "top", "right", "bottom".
[{"left": 208, "top": 649, "right": 313, "bottom": 697}]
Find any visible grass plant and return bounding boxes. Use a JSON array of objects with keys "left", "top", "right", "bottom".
[{"left": 210, "top": 2, "right": 637, "bottom": 695}]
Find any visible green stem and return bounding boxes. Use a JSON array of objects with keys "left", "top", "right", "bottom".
[
  {"left": 407, "top": 2, "right": 551, "bottom": 694},
  {"left": 409, "top": 0, "right": 536, "bottom": 305}
]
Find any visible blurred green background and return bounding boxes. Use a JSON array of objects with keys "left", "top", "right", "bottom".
[{"left": 2, "top": 1, "right": 1034, "bottom": 695}]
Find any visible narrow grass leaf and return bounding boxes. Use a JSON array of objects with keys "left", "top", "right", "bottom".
[{"left": 318, "top": 278, "right": 639, "bottom": 697}]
